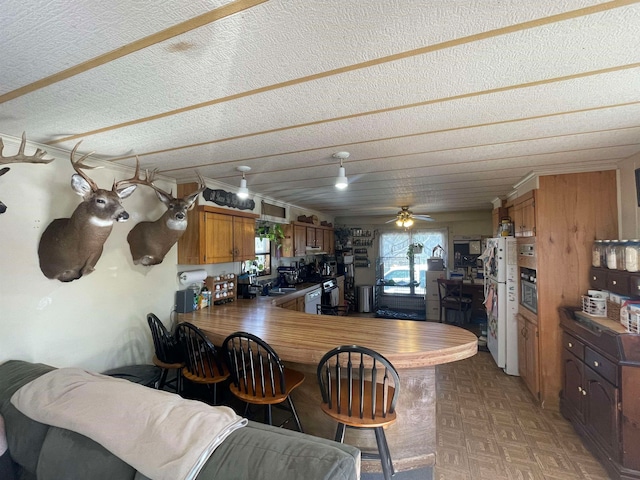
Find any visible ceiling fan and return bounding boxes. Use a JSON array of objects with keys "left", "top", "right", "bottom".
[{"left": 385, "top": 206, "right": 434, "bottom": 227}]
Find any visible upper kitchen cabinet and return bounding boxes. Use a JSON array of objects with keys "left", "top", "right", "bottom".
[
  {"left": 177, "top": 183, "right": 258, "bottom": 264},
  {"left": 282, "top": 221, "right": 335, "bottom": 257},
  {"left": 513, "top": 191, "right": 536, "bottom": 237}
]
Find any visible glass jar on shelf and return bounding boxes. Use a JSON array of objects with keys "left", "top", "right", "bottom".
[
  {"left": 625, "top": 239, "right": 640, "bottom": 273},
  {"left": 592, "top": 240, "right": 604, "bottom": 267},
  {"left": 616, "top": 240, "right": 628, "bottom": 271},
  {"left": 605, "top": 240, "right": 618, "bottom": 269}
]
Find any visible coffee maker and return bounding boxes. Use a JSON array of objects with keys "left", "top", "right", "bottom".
[{"left": 277, "top": 266, "right": 299, "bottom": 287}]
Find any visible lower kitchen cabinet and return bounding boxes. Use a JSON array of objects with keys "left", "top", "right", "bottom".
[
  {"left": 559, "top": 307, "right": 640, "bottom": 479},
  {"left": 517, "top": 311, "right": 540, "bottom": 401}
]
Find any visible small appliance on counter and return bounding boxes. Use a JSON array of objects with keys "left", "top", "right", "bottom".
[
  {"left": 238, "top": 273, "right": 260, "bottom": 299},
  {"left": 277, "top": 266, "right": 300, "bottom": 287}
]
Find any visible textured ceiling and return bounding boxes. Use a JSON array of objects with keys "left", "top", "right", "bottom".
[{"left": 1, "top": 0, "right": 639, "bottom": 220}]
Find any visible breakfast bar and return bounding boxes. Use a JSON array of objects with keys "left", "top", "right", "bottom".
[{"left": 179, "top": 295, "right": 477, "bottom": 473}]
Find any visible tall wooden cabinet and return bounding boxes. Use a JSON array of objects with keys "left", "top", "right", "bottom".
[{"left": 515, "top": 171, "right": 617, "bottom": 409}]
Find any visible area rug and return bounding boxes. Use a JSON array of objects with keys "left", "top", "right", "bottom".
[{"left": 375, "top": 309, "right": 426, "bottom": 321}]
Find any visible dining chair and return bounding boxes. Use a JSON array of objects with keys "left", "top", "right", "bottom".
[
  {"left": 146, "top": 313, "right": 184, "bottom": 393},
  {"left": 317, "top": 345, "right": 400, "bottom": 480},
  {"left": 223, "top": 331, "right": 304, "bottom": 432},
  {"left": 175, "top": 322, "right": 230, "bottom": 405},
  {"left": 437, "top": 278, "right": 472, "bottom": 324}
]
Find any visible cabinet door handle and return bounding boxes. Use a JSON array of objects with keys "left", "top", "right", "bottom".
[
  {"left": 568, "top": 342, "right": 573, "bottom": 348},
  {"left": 582, "top": 389, "right": 587, "bottom": 396},
  {"left": 593, "top": 361, "right": 599, "bottom": 367},
  {"left": 578, "top": 386, "right": 582, "bottom": 393},
  {"left": 612, "top": 280, "right": 617, "bottom": 286}
]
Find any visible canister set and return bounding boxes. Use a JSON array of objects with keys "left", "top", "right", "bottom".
[{"left": 592, "top": 239, "right": 640, "bottom": 272}]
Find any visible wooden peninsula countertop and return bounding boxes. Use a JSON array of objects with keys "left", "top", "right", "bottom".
[
  {"left": 179, "top": 291, "right": 478, "bottom": 473},
  {"left": 178, "top": 295, "right": 477, "bottom": 369}
]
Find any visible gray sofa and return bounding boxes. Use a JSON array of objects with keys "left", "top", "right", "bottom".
[{"left": 0, "top": 360, "right": 360, "bottom": 480}]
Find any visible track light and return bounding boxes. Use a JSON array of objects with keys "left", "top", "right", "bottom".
[
  {"left": 236, "top": 166, "right": 250, "bottom": 199},
  {"left": 332, "top": 152, "right": 349, "bottom": 189}
]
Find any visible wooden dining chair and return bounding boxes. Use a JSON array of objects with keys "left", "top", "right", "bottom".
[
  {"left": 223, "top": 331, "right": 304, "bottom": 432},
  {"left": 317, "top": 345, "right": 400, "bottom": 480},
  {"left": 175, "top": 322, "right": 230, "bottom": 405},
  {"left": 437, "top": 278, "right": 472, "bottom": 324},
  {"left": 146, "top": 313, "right": 184, "bottom": 393}
]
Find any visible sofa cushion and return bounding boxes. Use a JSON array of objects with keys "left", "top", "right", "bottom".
[{"left": 37, "top": 427, "right": 135, "bottom": 480}]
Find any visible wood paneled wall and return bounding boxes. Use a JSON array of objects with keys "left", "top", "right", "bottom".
[{"left": 536, "top": 170, "right": 618, "bottom": 408}]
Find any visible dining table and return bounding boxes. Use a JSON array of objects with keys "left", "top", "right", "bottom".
[{"left": 178, "top": 293, "right": 477, "bottom": 473}]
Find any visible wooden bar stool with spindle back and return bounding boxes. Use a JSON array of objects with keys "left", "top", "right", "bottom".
[
  {"left": 223, "top": 331, "right": 305, "bottom": 432},
  {"left": 317, "top": 345, "right": 400, "bottom": 480}
]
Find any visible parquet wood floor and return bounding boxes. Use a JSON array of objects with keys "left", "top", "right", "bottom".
[{"left": 434, "top": 351, "right": 611, "bottom": 480}]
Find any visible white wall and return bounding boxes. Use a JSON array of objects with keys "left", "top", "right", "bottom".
[{"left": 0, "top": 141, "right": 177, "bottom": 372}]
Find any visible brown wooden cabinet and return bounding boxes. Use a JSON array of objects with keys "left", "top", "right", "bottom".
[
  {"left": 177, "top": 203, "right": 258, "bottom": 264},
  {"left": 232, "top": 216, "right": 256, "bottom": 262},
  {"left": 559, "top": 308, "right": 640, "bottom": 479},
  {"left": 519, "top": 171, "right": 617, "bottom": 410},
  {"left": 513, "top": 191, "right": 536, "bottom": 237},
  {"left": 283, "top": 222, "right": 335, "bottom": 257},
  {"left": 517, "top": 312, "right": 540, "bottom": 401}
]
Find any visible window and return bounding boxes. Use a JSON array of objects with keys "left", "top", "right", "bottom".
[
  {"left": 247, "top": 237, "right": 271, "bottom": 277},
  {"left": 379, "top": 229, "right": 447, "bottom": 295}
]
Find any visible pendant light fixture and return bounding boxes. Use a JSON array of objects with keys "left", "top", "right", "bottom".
[
  {"left": 333, "top": 151, "right": 349, "bottom": 189},
  {"left": 236, "top": 166, "right": 251, "bottom": 199}
]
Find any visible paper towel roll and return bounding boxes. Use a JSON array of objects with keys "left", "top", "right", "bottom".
[{"left": 178, "top": 269, "right": 207, "bottom": 286}]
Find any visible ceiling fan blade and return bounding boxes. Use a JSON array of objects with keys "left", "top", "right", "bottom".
[
  {"left": 385, "top": 218, "right": 398, "bottom": 223},
  {"left": 414, "top": 215, "right": 433, "bottom": 221}
]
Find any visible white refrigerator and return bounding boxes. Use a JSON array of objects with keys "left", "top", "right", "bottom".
[{"left": 483, "top": 237, "right": 519, "bottom": 376}]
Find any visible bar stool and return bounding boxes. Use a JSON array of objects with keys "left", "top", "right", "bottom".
[
  {"left": 146, "top": 313, "right": 183, "bottom": 393},
  {"left": 175, "top": 322, "right": 230, "bottom": 405},
  {"left": 223, "top": 331, "right": 304, "bottom": 432},
  {"left": 317, "top": 345, "right": 400, "bottom": 480}
]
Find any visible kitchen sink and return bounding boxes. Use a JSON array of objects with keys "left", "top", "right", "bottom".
[{"left": 268, "top": 287, "right": 297, "bottom": 296}]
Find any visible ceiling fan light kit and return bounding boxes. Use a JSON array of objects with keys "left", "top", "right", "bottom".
[
  {"left": 387, "top": 206, "right": 434, "bottom": 228},
  {"left": 236, "top": 166, "right": 251, "bottom": 199}
]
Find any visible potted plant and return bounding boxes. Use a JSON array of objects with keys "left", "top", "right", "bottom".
[
  {"left": 407, "top": 242, "right": 424, "bottom": 258},
  {"left": 256, "top": 222, "right": 286, "bottom": 251}
]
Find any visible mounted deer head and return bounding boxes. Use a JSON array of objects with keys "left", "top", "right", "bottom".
[
  {"left": 0, "top": 132, "right": 53, "bottom": 214},
  {"left": 37, "top": 143, "right": 141, "bottom": 282},
  {"left": 127, "top": 170, "right": 206, "bottom": 266}
]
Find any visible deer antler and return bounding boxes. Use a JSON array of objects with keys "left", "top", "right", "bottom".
[
  {"left": 113, "top": 156, "right": 163, "bottom": 193},
  {"left": 191, "top": 171, "right": 207, "bottom": 197},
  {"left": 0, "top": 132, "right": 53, "bottom": 165},
  {"left": 70, "top": 141, "right": 99, "bottom": 191}
]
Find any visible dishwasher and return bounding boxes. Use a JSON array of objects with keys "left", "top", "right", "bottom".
[{"left": 304, "top": 288, "right": 322, "bottom": 314}]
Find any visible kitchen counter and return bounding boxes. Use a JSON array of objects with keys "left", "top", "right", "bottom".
[{"left": 178, "top": 296, "right": 477, "bottom": 473}]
